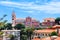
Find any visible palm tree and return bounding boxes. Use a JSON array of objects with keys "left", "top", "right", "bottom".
[
  {"left": 0, "top": 14, "right": 7, "bottom": 30},
  {"left": 0, "top": 14, "right": 7, "bottom": 21},
  {"left": 26, "top": 27, "right": 34, "bottom": 40},
  {"left": 0, "top": 21, "right": 7, "bottom": 30},
  {"left": 20, "top": 27, "right": 34, "bottom": 40}
]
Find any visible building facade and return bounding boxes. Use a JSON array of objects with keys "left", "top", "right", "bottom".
[
  {"left": 2, "top": 30, "right": 20, "bottom": 40},
  {"left": 32, "top": 25, "right": 60, "bottom": 40},
  {"left": 32, "top": 29, "right": 56, "bottom": 38},
  {"left": 12, "top": 11, "right": 40, "bottom": 28},
  {"left": 42, "top": 18, "right": 55, "bottom": 26}
]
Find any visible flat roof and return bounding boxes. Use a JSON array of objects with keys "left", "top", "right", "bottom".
[{"left": 1, "top": 30, "right": 21, "bottom": 32}]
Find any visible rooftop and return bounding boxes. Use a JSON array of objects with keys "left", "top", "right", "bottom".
[
  {"left": 53, "top": 25, "right": 60, "bottom": 28},
  {"left": 34, "top": 29, "right": 56, "bottom": 34}
]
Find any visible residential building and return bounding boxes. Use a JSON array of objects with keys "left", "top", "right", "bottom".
[
  {"left": 42, "top": 18, "right": 55, "bottom": 26},
  {"left": 2, "top": 30, "right": 20, "bottom": 40},
  {"left": 32, "top": 29, "right": 56, "bottom": 38},
  {"left": 32, "top": 25, "right": 60, "bottom": 40}
]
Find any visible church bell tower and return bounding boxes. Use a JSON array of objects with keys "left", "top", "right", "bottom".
[{"left": 12, "top": 11, "right": 16, "bottom": 27}]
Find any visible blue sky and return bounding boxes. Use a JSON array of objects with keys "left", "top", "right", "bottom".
[{"left": 0, "top": 0, "right": 60, "bottom": 22}]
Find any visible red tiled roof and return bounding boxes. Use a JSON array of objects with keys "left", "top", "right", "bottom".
[
  {"left": 44, "top": 18, "right": 55, "bottom": 22},
  {"left": 34, "top": 29, "right": 56, "bottom": 34},
  {"left": 32, "top": 38, "right": 40, "bottom": 40},
  {"left": 44, "top": 18, "right": 55, "bottom": 20},
  {"left": 53, "top": 25, "right": 60, "bottom": 28}
]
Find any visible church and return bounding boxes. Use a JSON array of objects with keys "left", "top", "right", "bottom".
[{"left": 12, "top": 11, "right": 40, "bottom": 28}]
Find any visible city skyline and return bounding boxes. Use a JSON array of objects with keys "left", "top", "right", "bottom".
[{"left": 0, "top": 0, "right": 60, "bottom": 22}]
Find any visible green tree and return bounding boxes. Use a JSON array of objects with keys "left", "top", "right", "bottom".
[
  {"left": 55, "top": 17, "right": 60, "bottom": 25},
  {"left": 5, "top": 23, "right": 12, "bottom": 30},
  {"left": 26, "top": 27, "right": 34, "bottom": 40},
  {"left": 0, "top": 14, "right": 7, "bottom": 21},
  {"left": 14, "top": 24, "right": 26, "bottom": 40},
  {"left": 21, "top": 34, "right": 27, "bottom": 40},
  {"left": 0, "top": 31, "right": 3, "bottom": 37},
  {"left": 8, "top": 34, "right": 15, "bottom": 40},
  {"left": 14, "top": 24, "right": 25, "bottom": 30},
  {"left": 50, "top": 31, "right": 58, "bottom": 36},
  {"left": 0, "top": 22, "right": 7, "bottom": 30},
  {"left": 20, "top": 27, "right": 34, "bottom": 40},
  {"left": 20, "top": 29, "right": 27, "bottom": 40},
  {"left": 0, "top": 14, "right": 7, "bottom": 30}
]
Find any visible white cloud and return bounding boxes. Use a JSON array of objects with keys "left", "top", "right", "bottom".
[{"left": 0, "top": 1, "right": 60, "bottom": 14}]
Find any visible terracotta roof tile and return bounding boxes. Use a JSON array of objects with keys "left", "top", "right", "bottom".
[
  {"left": 32, "top": 38, "right": 40, "bottom": 40},
  {"left": 34, "top": 29, "right": 56, "bottom": 34},
  {"left": 53, "top": 25, "right": 60, "bottom": 28},
  {"left": 44, "top": 18, "right": 55, "bottom": 22}
]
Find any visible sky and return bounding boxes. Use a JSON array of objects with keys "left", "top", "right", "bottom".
[{"left": 0, "top": 0, "right": 60, "bottom": 22}]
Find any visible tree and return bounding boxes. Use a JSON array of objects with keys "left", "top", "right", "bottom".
[
  {"left": 55, "top": 17, "right": 60, "bottom": 25},
  {"left": 0, "top": 31, "right": 3, "bottom": 37},
  {"left": 8, "top": 34, "right": 15, "bottom": 40},
  {"left": 0, "top": 22, "right": 4, "bottom": 30},
  {"left": 14, "top": 24, "right": 25, "bottom": 40},
  {"left": 20, "top": 29, "right": 27, "bottom": 40},
  {"left": 20, "top": 33, "right": 27, "bottom": 40},
  {"left": 5, "top": 23, "right": 12, "bottom": 30},
  {"left": 50, "top": 31, "right": 58, "bottom": 36},
  {"left": 20, "top": 27, "right": 34, "bottom": 40},
  {"left": 26, "top": 27, "right": 34, "bottom": 40},
  {"left": 0, "top": 22, "right": 7, "bottom": 30},
  {"left": 0, "top": 14, "right": 7, "bottom": 21},
  {"left": 0, "top": 14, "right": 7, "bottom": 30},
  {"left": 14, "top": 24, "right": 25, "bottom": 30}
]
